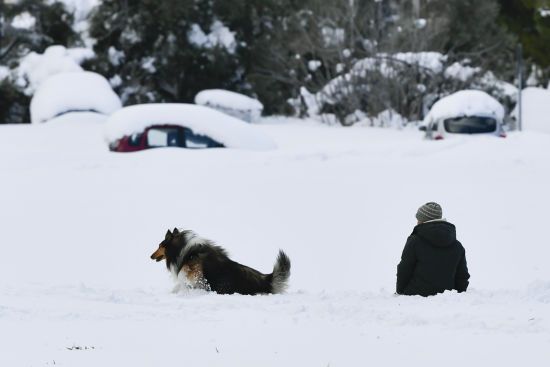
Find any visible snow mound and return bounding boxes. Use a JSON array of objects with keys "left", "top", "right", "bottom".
[
  {"left": 512, "top": 87, "right": 550, "bottom": 134},
  {"left": 30, "top": 71, "right": 122, "bottom": 124},
  {"left": 103, "top": 103, "right": 276, "bottom": 150},
  {"left": 195, "top": 89, "right": 263, "bottom": 123},
  {"left": 424, "top": 90, "right": 505, "bottom": 124},
  {"left": 16, "top": 45, "right": 95, "bottom": 95}
]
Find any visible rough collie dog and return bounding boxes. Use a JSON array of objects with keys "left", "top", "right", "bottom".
[{"left": 150, "top": 228, "right": 291, "bottom": 295}]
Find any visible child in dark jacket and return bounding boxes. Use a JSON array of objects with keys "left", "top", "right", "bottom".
[{"left": 396, "top": 202, "right": 470, "bottom": 297}]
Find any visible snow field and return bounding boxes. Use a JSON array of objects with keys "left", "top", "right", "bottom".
[{"left": 1, "top": 116, "right": 550, "bottom": 365}]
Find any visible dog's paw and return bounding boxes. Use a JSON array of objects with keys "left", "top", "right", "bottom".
[{"left": 171, "top": 283, "right": 182, "bottom": 294}]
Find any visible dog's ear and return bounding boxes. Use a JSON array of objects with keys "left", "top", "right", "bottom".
[
  {"left": 165, "top": 229, "right": 173, "bottom": 240},
  {"left": 173, "top": 227, "right": 179, "bottom": 235}
]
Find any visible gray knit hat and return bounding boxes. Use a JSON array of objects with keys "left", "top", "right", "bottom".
[{"left": 416, "top": 202, "right": 442, "bottom": 222}]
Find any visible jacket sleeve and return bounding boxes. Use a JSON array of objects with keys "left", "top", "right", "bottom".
[
  {"left": 454, "top": 244, "right": 470, "bottom": 292},
  {"left": 396, "top": 236, "right": 416, "bottom": 294}
]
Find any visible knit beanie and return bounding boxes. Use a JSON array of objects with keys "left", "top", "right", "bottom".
[{"left": 416, "top": 202, "right": 442, "bottom": 222}]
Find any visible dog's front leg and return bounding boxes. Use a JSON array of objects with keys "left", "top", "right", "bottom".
[{"left": 171, "top": 282, "right": 182, "bottom": 294}]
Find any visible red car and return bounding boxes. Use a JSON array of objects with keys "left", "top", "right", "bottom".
[{"left": 109, "top": 124, "right": 224, "bottom": 152}]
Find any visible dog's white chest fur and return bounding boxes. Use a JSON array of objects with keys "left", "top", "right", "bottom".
[{"left": 169, "top": 264, "right": 209, "bottom": 292}]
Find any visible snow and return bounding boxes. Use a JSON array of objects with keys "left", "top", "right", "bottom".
[
  {"left": 30, "top": 71, "right": 122, "bottom": 124},
  {"left": 103, "top": 103, "right": 276, "bottom": 150},
  {"left": 0, "top": 66, "right": 9, "bottom": 82},
  {"left": 109, "top": 74, "right": 122, "bottom": 88},
  {"left": 351, "top": 52, "right": 446, "bottom": 79},
  {"left": 313, "top": 52, "right": 447, "bottom": 107},
  {"left": 479, "top": 71, "right": 518, "bottom": 99},
  {"left": 512, "top": 87, "right": 550, "bottom": 134},
  {"left": 424, "top": 90, "right": 505, "bottom": 124},
  {"left": 195, "top": 89, "right": 263, "bottom": 112},
  {"left": 414, "top": 18, "right": 427, "bottom": 29},
  {"left": 308, "top": 60, "right": 322, "bottom": 72},
  {"left": 52, "top": 0, "right": 100, "bottom": 20},
  {"left": 1, "top": 115, "right": 550, "bottom": 366},
  {"left": 321, "top": 26, "right": 345, "bottom": 47},
  {"left": 388, "top": 52, "right": 446, "bottom": 73},
  {"left": 11, "top": 12, "right": 36, "bottom": 29},
  {"left": 52, "top": 0, "right": 101, "bottom": 47},
  {"left": 188, "top": 21, "right": 237, "bottom": 54},
  {"left": 444, "top": 62, "right": 480, "bottom": 81},
  {"left": 141, "top": 57, "right": 156, "bottom": 73},
  {"left": 15, "top": 45, "right": 95, "bottom": 95},
  {"left": 108, "top": 47, "right": 125, "bottom": 66},
  {"left": 195, "top": 89, "right": 264, "bottom": 123}
]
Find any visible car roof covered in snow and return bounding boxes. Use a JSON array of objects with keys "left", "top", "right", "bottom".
[
  {"left": 30, "top": 71, "right": 122, "bottom": 124},
  {"left": 424, "top": 90, "right": 505, "bottom": 124},
  {"left": 103, "top": 103, "right": 276, "bottom": 150},
  {"left": 195, "top": 89, "right": 263, "bottom": 111}
]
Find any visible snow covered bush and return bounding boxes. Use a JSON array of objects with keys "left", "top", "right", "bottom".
[
  {"left": 30, "top": 71, "right": 122, "bottom": 124},
  {"left": 281, "top": 0, "right": 518, "bottom": 126},
  {"left": 15, "top": 45, "right": 95, "bottom": 95}
]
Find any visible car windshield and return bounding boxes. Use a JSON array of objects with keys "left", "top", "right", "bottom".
[
  {"left": 184, "top": 128, "right": 223, "bottom": 148},
  {"left": 443, "top": 116, "right": 497, "bottom": 134}
]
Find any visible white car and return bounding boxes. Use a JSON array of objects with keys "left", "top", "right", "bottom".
[{"left": 421, "top": 90, "right": 507, "bottom": 139}]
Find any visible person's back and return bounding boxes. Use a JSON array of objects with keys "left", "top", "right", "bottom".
[{"left": 396, "top": 202, "right": 470, "bottom": 297}]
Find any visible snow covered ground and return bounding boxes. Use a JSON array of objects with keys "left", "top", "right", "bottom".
[{"left": 1, "top": 115, "right": 550, "bottom": 366}]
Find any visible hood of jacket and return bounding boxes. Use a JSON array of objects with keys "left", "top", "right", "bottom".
[{"left": 413, "top": 220, "right": 457, "bottom": 247}]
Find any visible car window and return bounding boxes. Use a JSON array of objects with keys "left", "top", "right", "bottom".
[
  {"left": 128, "top": 133, "right": 143, "bottom": 146},
  {"left": 444, "top": 116, "right": 497, "bottom": 134},
  {"left": 184, "top": 128, "right": 224, "bottom": 148},
  {"left": 147, "top": 128, "right": 182, "bottom": 147}
]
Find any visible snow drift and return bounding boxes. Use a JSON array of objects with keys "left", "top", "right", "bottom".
[
  {"left": 1, "top": 115, "right": 550, "bottom": 366},
  {"left": 513, "top": 87, "right": 550, "bottom": 134},
  {"left": 195, "top": 89, "right": 264, "bottom": 123}
]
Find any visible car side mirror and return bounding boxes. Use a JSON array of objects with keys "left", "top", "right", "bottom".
[{"left": 419, "top": 126, "right": 427, "bottom": 132}]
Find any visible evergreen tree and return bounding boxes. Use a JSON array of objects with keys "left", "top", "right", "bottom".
[
  {"left": 0, "top": 0, "right": 76, "bottom": 123},
  {"left": 499, "top": 0, "right": 550, "bottom": 70},
  {"left": 87, "top": 0, "right": 245, "bottom": 105}
]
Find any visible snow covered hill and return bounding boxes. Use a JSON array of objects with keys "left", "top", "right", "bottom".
[{"left": 1, "top": 116, "right": 550, "bottom": 366}]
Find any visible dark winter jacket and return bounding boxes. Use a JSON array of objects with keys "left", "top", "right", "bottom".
[{"left": 396, "top": 220, "right": 470, "bottom": 297}]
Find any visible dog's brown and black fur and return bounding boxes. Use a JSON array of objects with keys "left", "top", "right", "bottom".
[{"left": 150, "top": 228, "right": 291, "bottom": 295}]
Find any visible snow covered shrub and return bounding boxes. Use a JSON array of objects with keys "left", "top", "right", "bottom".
[{"left": 285, "top": 0, "right": 518, "bottom": 125}]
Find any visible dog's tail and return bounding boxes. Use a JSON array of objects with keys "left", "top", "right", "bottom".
[{"left": 271, "top": 250, "right": 291, "bottom": 294}]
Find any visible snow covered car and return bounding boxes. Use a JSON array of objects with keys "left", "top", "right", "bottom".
[
  {"left": 30, "top": 71, "right": 122, "bottom": 124},
  {"left": 421, "top": 90, "right": 506, "bottom": 140},
  {"left": 194, "top": 89, "right": 263, "bottom": 123},
  {"left": 104, "top": 103, "right": 276, "bottom": 152}
]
